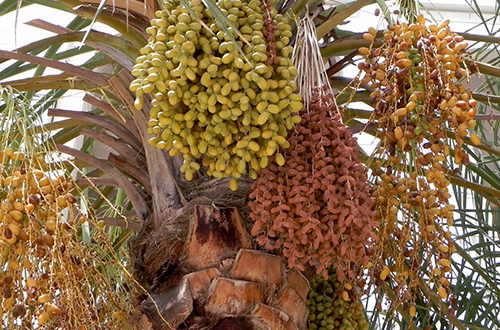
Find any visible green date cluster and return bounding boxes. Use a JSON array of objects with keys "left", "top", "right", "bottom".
[{"left": 307, "top": 273, "right": 369, "bottom": 330}]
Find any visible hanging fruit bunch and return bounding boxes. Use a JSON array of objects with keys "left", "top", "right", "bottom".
[
  {"left": 352, "top": 15, "right": 476, "bottom": 309},
  {"left": 249, "top": 90, "right": 378, "bottom": 281},
  {"left": 130, "top": 0, "right": 302, "bottom": 189},
  {"left": 307, "top": 268, "right": 369, "bottom": 330},
  {"left": 0, "top": 86, "right": 135, "bottom": 329}
]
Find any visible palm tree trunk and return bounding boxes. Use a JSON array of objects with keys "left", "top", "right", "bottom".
[{"left": 131, "top": 186, "right": 309, "bottom": 329}]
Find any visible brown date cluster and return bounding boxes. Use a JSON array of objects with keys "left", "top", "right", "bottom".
[{"left": 249, "top": 91, "right": 378, "bottom": 281}]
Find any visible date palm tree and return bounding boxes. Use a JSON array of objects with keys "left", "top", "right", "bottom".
[{"left": 0, "top": 0, "right": 499, "bottom": 329}]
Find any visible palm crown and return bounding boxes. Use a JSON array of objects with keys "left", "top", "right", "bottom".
[{"left": 0, "top": 0, "right": 499, "bottom": 329}]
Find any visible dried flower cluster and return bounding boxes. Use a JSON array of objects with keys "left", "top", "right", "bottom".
[{"left": 249, "top": 92, "right": 377, "bottom": 280}]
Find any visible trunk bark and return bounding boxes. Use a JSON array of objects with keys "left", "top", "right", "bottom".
[{"left": 132, "top": 198, "right": 309, "bottom": 330}]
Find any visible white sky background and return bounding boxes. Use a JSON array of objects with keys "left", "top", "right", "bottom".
[
  {"left": 0, "top": 6, "right": 116, "bottom": 111},
  {"left": 0, "top": 7, "right": 70, "bottom": 50}
]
